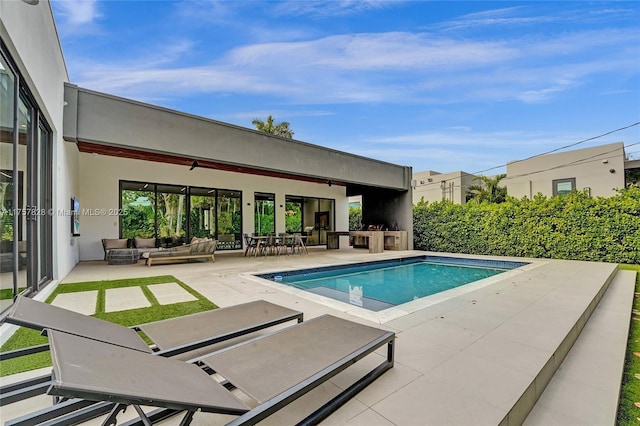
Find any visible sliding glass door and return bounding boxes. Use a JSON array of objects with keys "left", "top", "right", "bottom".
[
  {"left": 120, "top": 181, "right": 242, "bottom": 250},
  {"left": 0, "top": 49, "right": 53, "bottom": 312}
]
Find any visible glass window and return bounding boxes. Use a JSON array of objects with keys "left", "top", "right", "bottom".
[
  {"left": 155, "top": 184, "right": 187, "bottom": 246},
  {"left": 0, "top": 49, "right": 53, "bottom": 312},
  {"left": 189, "top": 187, "right": 215, "bottom": 239},
  {"left": 626, "top": 168, "right": 640, "bottom": 187},
  {"left": 284, "top": 195, "right": 303, "bottom": 233},
  {"left": 0, "top": 54, "right": 16, "bottom": 312},
  {"left": 120, "top": 181, "right": 242, "bottom": 250},
  {"left": 216, "top": 189, "right": 241, "bottom": 249},
  {"left": 254, "top": 192, "right": 275, "bottom": 235},
  {"left": 552, "top": 178, "right": 576, "bottom": 196},
  {"left": 121, "top": 181, "right": 156, "bottom": 238}
]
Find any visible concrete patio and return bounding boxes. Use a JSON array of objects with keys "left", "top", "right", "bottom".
[{"left": 0, "top": 247, "right": 635, "bottom": 425}]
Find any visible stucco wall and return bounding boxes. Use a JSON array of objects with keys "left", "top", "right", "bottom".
[
  {"left": 64, "top": 85, "right": 409, "bottom": 191},
  {"left": 0, "top": 1, "right": 77, "bottom": 280},
  {"left": 78, "top": 152, "right": 347, "bottom": 260},
  {"left": 506, "top": 142, "right": 626, "bottom": 198},
  {"left": 412, "top": 171, "right": 476, "bottom": 204}
]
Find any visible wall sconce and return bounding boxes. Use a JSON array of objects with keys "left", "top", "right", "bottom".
[
  {"left": 280, "top": 205, "right": 283, "bottom": 208},
  {"left": 327, "top": 180, "right": 332, "bottom": 187},
  {"left": 189, "top": 160, "right": 199, "bottom": 170},
  {"left": 247, "top": 202, "right": 251, "bottom": 206},
  {"left": 609, "top": 168, "right": 616, "bottom": 174}
]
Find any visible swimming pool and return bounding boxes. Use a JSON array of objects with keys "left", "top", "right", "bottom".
[{"left": 257, "top": 256, "right": 528, "bottom": 312}]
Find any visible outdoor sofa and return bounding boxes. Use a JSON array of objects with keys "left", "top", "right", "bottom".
[
  {"left": 102, "top": 237, "right": 163, "bottom": 260},
  {"left": 142, "top": 237, "right": 217, "bottom": 266}
]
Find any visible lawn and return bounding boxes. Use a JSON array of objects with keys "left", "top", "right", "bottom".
[
  {"left": 0, "top": 275, "right": 217, "bottom": 377},
  {"left": 617, "top": 264, "right": 640, "bottom": 425}
]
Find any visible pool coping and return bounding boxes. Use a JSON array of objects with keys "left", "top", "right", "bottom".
[{"left": 242, "top": 253, "right": 549, "bottom": 323}]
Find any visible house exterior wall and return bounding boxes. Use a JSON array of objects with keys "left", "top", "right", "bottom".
[
  {"left": 506, "top": 142, "right": 626, "bottom": 199},
  {"left": 78, "top": 152, "right": 348, "bottom": 261},
  {"left": 64, "top": 85, "right": 409, "bottom": 191},
  {"left": 0, "top": 1, "right": 77, "bottom": 281},
  {"left": 412, "top": 170, "right": 476, "bottom": 204}
]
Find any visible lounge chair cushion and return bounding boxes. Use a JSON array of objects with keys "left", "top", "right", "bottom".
[
  {"left": 7, "top": 296, "right": 152, "bottom": 353},
  {"left": 134, "top": 237, "right": 156, "bottom": 249},
  {"left": 202, "top": 315, "right": 393, "bottom": 404},
  {"left": 103, "top": 239, "right": 128, "bottom": 250},
  {"left": 189, "top": 238, "right": 214, "bottom": 254},
  {"left": 47, "top": 329, "right": 249, "bottom": 414}
]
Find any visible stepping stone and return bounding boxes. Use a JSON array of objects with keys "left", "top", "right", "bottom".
[
  {"left": 147, "top": 283, "right": 197, "bottom": 305},
  {"left": 105, "top": 287, "right": 151, "bottom": 312},
  {"left": 51, "top": 291, "right": 98, "bottom": 315}
]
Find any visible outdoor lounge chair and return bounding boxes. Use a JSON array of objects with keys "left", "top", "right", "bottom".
[
  {"left": 34, "top": 315, "right": 395, "bottom": 425},
  {"left": 0, "top": 296, "right": 303, "bottom": 407}
]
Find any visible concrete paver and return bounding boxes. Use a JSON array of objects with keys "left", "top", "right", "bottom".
[
  {"left": 147, "top": 283, "right": 197, "bottom": 305},
  {"left": 51, "top": 290, "right": 97, "bottom": 315},
  {"left": 104, "top": 286, "right": 151, "bottom": 312}
]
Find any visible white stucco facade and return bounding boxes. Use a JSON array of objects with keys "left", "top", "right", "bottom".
[
  {"left": 505, "top": 142, "right": 626, "bottom": 199},
  {"left": 412, "top": 170, "right": 477, "bottom": 205},
  {"left": 77, "top": 153, "right": 348, "bottom": 261}
]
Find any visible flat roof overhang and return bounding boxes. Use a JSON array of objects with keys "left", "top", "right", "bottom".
[{"left": 64, "top": 84, "right": 412, "bottom": 193}]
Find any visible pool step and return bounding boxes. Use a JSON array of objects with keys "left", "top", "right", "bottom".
[{"left": 523, "top": 269, "right": 636, "bottom": 425}]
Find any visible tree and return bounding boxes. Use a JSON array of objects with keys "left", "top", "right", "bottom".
[
  {"left": 467, "top": 174, "right": 508, "bottom": 204},
  {"left": 252, "top": 115, "right": 294, "bottom": 138}
]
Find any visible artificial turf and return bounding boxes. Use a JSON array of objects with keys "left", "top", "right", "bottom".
[{"left": 0, "top": 275, "right": 217, "bottom": 376}]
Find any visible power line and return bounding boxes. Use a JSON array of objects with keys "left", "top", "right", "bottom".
[
  {"left": 413, "top": 140, "right": 640, "bottom": 195},
  {"left": 471, "top": 121, "right": 640, "bottom": 175}
]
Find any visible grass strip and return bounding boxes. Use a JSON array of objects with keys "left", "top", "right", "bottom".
[
  {"left": 0, "top": 287, "right": 26, "bottom": 300},
  {"left": 0, "top": 276, "right": 217, "bottom": 377},
  {"left": 617, "top": 264, "right": 640, "bottom": 425}
]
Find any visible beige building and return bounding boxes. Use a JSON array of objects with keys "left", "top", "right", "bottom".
[
  {"left": 505, "top": 142, "right": 629, "bottom": 199},
  {"left": 412, "top": 141, "right": 638, "bottom": 205},
  {"left": 412, "top": 170, "right": 477, "bottom": 204}
]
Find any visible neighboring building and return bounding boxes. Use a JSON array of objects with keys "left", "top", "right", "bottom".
[
  {"left": 412, "top": 170, "right": 477, "bottom": 205},
  {"left": 412, "top": 141, "right": 638, "bottom": 205},
  {"left": 0, "top": 1, "right": 413, "bottom": 312},
  {"left": 505, "top": 142, "right": 628, "bottom": 199}
]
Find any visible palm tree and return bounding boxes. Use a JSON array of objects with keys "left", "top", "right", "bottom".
[
  {"left": 466, "top": 174, "right": 508, "bottom": 203},
  {"left": 252, "top": 115, "right": 294, "bottom": 138}
]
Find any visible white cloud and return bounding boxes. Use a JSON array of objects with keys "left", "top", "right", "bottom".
[
  {"left": 53, "top": 0, "right": 101, "bottom": 25},
  {"left": 68, "top": 24, "right": 639, "bottom": 107},
  {"left": 273, "top": 0, "right": 398, "bottom": 17}
]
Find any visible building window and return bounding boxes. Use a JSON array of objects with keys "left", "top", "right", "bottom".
[
  {"left": 120, "top": 181, "right": 242, "bottom": 249},
  {"left": 552, "top": 178, "right": 576, "bottom": 196},
  {"left": 254, "top": 192, "right": 275, "bottom": 235}
]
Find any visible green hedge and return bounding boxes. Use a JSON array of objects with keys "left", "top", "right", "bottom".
[{"left": 413, "top": 187, "right": 640, "bottom": 264}]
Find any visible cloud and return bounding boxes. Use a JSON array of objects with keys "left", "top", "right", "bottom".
[
  {"left": 52, "top": 0, "right": 101, "bottom": 25},
  {"left": 333, "top": 128, "right": 625, "bottom": 172},
  {"left": 67, "top": 21, "right": 639, "bottom": 108},
  {"left": 273, "top": 0, "right": 398, "bottom": 17}
]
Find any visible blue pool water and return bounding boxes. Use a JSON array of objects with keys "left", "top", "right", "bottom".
[{"left": 258, "top": 256, "right": 528, "bottom": 312}]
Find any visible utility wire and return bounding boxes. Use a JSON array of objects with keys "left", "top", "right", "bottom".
[
  {"left": 414, "top": 140, "right": 640, "bottom": 194},
  {"left": 471, "top": 121, "right": 640, "bottom": 175}
]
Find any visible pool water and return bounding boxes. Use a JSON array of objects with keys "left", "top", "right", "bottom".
[{"left": 259, "top": 256, "right": 527, "bottom": 312}]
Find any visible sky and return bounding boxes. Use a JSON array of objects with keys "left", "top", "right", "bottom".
[{"left": 51, "top": 0, "right": 640, "bottom": 175}]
